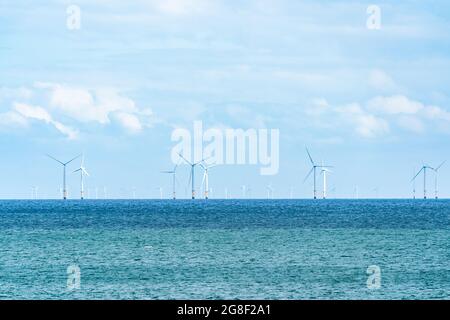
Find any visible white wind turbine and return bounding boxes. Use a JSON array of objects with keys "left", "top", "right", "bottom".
[
  {"left": 320, "top": 164, "right": 332, "bottom": 199},
  {"left": 303, "top": 148, "right": 332, "bottom": 199},
  {"left": 412, "top": 164, "right": 435, "bottom": 199},
  {"left": 200, "top": 162, "right": 217, "bottom": 200},
  {"left": 241, "top": 185, "right": 247, "bottom": 199},
  {"left": 161, "top": 162, "right": 180, "bottom": 200},
  {"left": 156, "top": 187, "right": 163, "bottom": 199},
  {"left": 73, "top": 154, "right": 90, "bottom": 200},
  {"left": 47, "top": 154, "right": 81, "bottom": 200},
  {"left": 178, "top": 153, "right": 205, "bottom": 200},
  {"left": 434, "top": 161, "right": 446, "bottom": 199}
]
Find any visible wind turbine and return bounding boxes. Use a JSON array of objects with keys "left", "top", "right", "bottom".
[
  {"left": 372, "top": 187, "right": 379, "bottom": 199},
  {"left": 156, "top": 187, "right": 163, "bottom": 199},
  {"left": 266, "top": 184, "right": 274, "bottom": 199},
  {"left": 200, "top": 162, "right": 217, "bottom": 200},
  {"left": 178, "top": 153, "right": 204, "bottom": 200},
  {"left": 241, "top": 185, "right": 247, "bottom": 199},
  {"left": 161, "top": 162, "right": 180, "bottom": 199},
  {"left": 303, "top": 148, "right": 332, "bottom": 199},
  {"left": 320, "top": 165, "right": 332, "bottom": 199},
  {"left": 412, "top": 164, "right": 435, "bottom": 199},
  {"left": 31, "top": 186, "right": 38, "bottom": 200},
  {"left": 434, "top": 161, "right": 446, "bottom": 199},
  {"left": 47, "top": 154, "right": 81, "bottom": 200},
  {"left": 73, "top": 154, "right": 90, "bottom": 200}
]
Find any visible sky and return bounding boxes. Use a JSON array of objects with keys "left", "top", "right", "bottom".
[{"left": 1, "top": 0, "right": 450, "bottom": 199}]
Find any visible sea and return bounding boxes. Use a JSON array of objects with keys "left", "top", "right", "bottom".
[{"left": 0, "top": 199, "right": 449, "bottom": 300}]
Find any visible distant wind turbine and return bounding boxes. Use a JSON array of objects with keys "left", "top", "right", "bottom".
[
  {"left": 47, "top": 154, "right": 81, "bottom": 200},
  {"left": 156, "top": 187, "right": 163, "bottom": 199},
  {"left": 434, "top": 161, "right": 446, "bottom": 199},
  {"left": 241, "top": 185, "right": 247, "bottom": 199},
  {"left": 320, "top": 164, "right": 332, "bottom": 199},
  {"left": 372, "top": 187, "right": 379, "bottom": 199},
  {"left": 200, "top": 162, "right": 217, "bottom": 200},
  {"left": 266, "top": 184, "right": 274, "bottom": 199},
  {"left": 161, "top": 162, "right": 180, "bottom": 199},
  {"left": 31, "top": 186, "right": 38, "bottom": 200},
  {"left": 303, "top": 148, "right": 333, "bottom": 199},
  {"left": 73, "top": 154, "right": 90, "bottom": 200},
  {"left": 412, "top": 164, "right": 435, "bottom": 199},
  {"left": 178, "top": 153, "right": 204, "bottom": 199}
]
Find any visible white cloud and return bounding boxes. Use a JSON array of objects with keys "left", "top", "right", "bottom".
[
  {"left": 367, "top": 95, "right": 450, "bottom": 124},
  {"left": 149, "top": 0, "right": 217, "bottom": 16},
  {"left": 335, "top": 103, "right": 389, "bottom": 138},
  {"left": 13, "top": 102, "right": 78, "bottom": 139},
  {"left": 33, "top": 83, "right": 156, "bottom": 134},
  {"left": 0, "top": 111, "right": 28, "bottom": 128},
  {"left": 367, "top": 95, "right": 424, "bottom": 115},
  {"left": 368, "top": 70, "right": 397, "bottom": 92},
  {"left": 354, "top": 114, "right": 390, "bottom": 138},
  {"left": 114, "top": 112, "right": 143, "bottom": 134},
  {"left": 0, "top": 87, "right": 33, "bottom": 102}
]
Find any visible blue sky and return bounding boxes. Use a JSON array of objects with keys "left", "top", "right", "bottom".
[{"left": 1, "top": 0, "right": 450, "bottom": 199}]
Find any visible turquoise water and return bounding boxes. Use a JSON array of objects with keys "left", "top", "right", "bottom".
[{"left": 0, "top": 200, "right": 449, "bottom": 300}]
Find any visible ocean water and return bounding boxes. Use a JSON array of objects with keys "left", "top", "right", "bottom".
[{"left": 0, "top": 199, "right": 449, "bottom": 300}]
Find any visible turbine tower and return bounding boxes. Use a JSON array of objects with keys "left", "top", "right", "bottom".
[
  {"left": 321, "top": 166, "right": 332, "bottom": 199},
  {"left": 266, "top": 184, "right": 274, "bottom": 199},
  {"left": 73, "top": 154, "right": 90, "bottom": 200},
  {"left": 434, "top": 161, "right": 446, "bottom": 199},
  {"left": 161, "top": 163, "right": 179, "bottom": 200},
  {"left": 241, "top": 185, "right": 247, "bottom": 199},
  {"left": 200, "top": 162, "right": 217, "bottom": 200},
  {"left": 303, "top": 148, "right": 332, "bottom": 199},
  {"left": 412, "top": 164, "right": 435, "bottom": 199},
  {"left": 178, "top": 153, "right": 204, "bottom": 199},
  {"left": 47, "top": 154, "right": 81, "bottom": 200}
]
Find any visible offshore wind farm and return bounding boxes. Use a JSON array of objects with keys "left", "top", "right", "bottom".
[{"left": 9, "top": 148, "right": 446, "bottom": 201}]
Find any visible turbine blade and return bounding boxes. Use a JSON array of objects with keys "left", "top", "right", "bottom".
[
  {"left": 303, "top": 167, "right": 314, "bottom": 183},
  {"left": 435, "top": 161, "right": 446, "bottom": 171},
  {"left": 201, "top": 172, "right": 206, "bottom": 189},
  {"left": 411, "top": 168, "right": 424, "bottom": 182},
  {"left": 305, "top": 147, "right": 315, "bottom": 166},
  {"left": 46, "top": 154, "right": 64, "bottom": 165},
  {"left": 187, "top": 169, "right": 192, "bottom": 187},
  {"left": 178, "top": 152, "right": 192, "bottom": 166},
  {"left": 65, "top": 154, "right": 82, "bottom": 166},
  {"left": 73, "top": 168, "right": 81, "bottom": 173}
]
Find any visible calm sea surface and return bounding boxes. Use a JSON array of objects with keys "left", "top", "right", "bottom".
[{"left": 0, "top": 200, "right": 449, "bottom": 300}]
